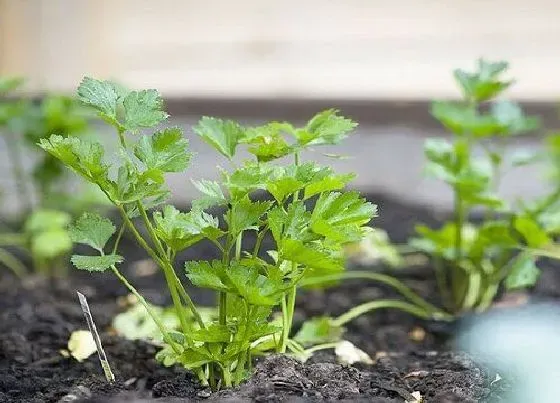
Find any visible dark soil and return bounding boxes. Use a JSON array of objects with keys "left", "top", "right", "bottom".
[{"left": 0, "top": 193, "right": 550, "bottom": 402}]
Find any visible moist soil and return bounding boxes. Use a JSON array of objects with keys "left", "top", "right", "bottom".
[{"left": 0, "top": 193, "right": 555, "bottom": 402}]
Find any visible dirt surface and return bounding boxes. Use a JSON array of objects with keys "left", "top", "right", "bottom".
[{"left": 0, "top": 193, "right": 539, "bottom": 402}]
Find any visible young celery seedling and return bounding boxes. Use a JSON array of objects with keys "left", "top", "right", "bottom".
[
  {"left": 411, "top": 59, "right": 558, "bottom": 314},
  {"left": 39, "top": 77, "right": 380, "bottom": 388}
]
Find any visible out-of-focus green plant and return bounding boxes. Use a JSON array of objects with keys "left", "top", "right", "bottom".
[
  {"left": 410, "top": 59, "right": 559, "bottom": 314},
  {"left": 0, "top": 76, "right": 105, "bottom": 276}
]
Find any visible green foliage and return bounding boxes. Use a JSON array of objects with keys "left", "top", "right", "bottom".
[
  {"left": 68, "top": 212, "right": 122, "bottom": 273},
  {"left": 412, "top": 59, "right": 558, "bottom": 314},
  {"left": 71, "top": 254, "right": 124, "bottom": 272},
  {"left": 0, "top": 77, "right": 106, "bottom": 277},
  {"left": 134, "top": 127, "right": 190, "bottom": 173},
  {"left": 193, "top": 117, "right": 244, "bottom": 159},
  {"left": 123, "top": 89, "right": 168, "bottom": 132},
  {"left": 153, "top": 205, "right": 223, "bottom": 252},
  {"left": 42, "top": 75, "right": 380, "bottom": 390},
  {"left": 69, "top": 212, "right": 116, "bottom": 252},
  {"left": 293, "top": 316, "right": 344, "bottom": 347},
  {"left": 24, "top": 209, "right": 73, "bottom": 272},
  {"left": 77, "top": 77, "right": 119, "bottom": 122}
]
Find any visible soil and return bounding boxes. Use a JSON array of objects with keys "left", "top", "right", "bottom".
[{"left": 0, "top": 193, "right": 551, "bottom": 402}]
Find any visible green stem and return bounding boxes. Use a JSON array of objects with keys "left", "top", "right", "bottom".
[
  {"left": 451, "top": 185, "right": 466, "bottom": 310},
  {"left": 302, "top": 342, "right": 339, "bottom": 357},
  {"left": 332, "top": 299, "right": 433, "bottom": 328},
  {"left": 208, "top": 365, "right": 216, "bottom": 391},
  {"left": 0, "top": 247, "right": 27, "bottom": 277},
  {"left": 235, "top": 232, "right": 243, "bottom": 260},
  {"left": 475, "top": 282, "right": 499, "bottom": 312},
  {"left": 134, "top": 202, "right": 205, "bottom": 329},
  {"left": 278, "top": 295, "right": 288, "bottom": 353},
  {"left": 300, "top": 270, "right": 451, "bottom": 320},
  {"left": 221, "top": 366, "right": 233, "bottom": 388},
  {"left": 433, "top": 256, "right": 452, "bottom": 311},
  {"left": 0, "top": 233, "right": 26, "bottom": 246},
  {"left": 219, "top": 212, "right": 235, "bottom": 326},
  {"left": 252, "top": 225, "right": 268, "bottom": 258},
  {"left": 117, "top": 206, "right": 193, "bottom": 335},
  {"left": 453, "top": 187, "right": 464, "bottom": 267},
  {"left": 219, "top": 292, "right": 227, "bottom": 326},
  {"left": 279, "top": 284, "right": 296, "bottom": 353},
  {"left": 461, "top": 272, "right": 481, "bottom": 311},
  {"left": 110, "top": 264, "right": 181, "bottom": 354},
  {"left": 111, "top": 224, "right": 125, "bottom": 255},
  {"left": 234, "top": 304, "right": 253, "bottom": 384},
  {"left": 117, "top": 126, "right": 128, "bottom": 149},
  {"left": 136, "top": 201, "right": 166, "bottom": 256}
]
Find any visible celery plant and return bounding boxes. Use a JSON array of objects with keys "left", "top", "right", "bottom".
[{"left": 412, "top": 59, "right": 558, "bottom": 313}]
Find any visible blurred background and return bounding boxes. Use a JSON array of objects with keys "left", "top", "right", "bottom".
[{"left": 1, "top": 0, "right": 558, "bottom": 212}]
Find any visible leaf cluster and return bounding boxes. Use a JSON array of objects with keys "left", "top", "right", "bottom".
[
  {"left": 413, "top": 59, "right": 558, "bottom": 313},
  {"left": 42, "top": 77, "right": 376, "bottom": 389}
]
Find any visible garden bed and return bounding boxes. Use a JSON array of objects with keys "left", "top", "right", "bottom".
[{"left": 2, "top": 193, "right": 552, "bottom": 403}]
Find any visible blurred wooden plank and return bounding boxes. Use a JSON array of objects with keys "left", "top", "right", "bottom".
[{"left": 2, "top": 0, "right": 560, "bottom": 100}]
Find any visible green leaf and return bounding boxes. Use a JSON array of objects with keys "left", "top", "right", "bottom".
[
  {"left": 304, "top": 173, "right": 355, "bottom": 200},
  {"left": 71, "top": 254, "right": 123, "bottom": 272},
  {"left": 113, "top": 163, "right": 169, "bottom": 205},
  {"left": 24, "top": 209, "right": 72, "bottom": 233},
  {"left": 123, "top": 89, "right": 168, "bottom": 132},
  {"left": 468, "top": 221, "right": 517, "bottom": 262},
  {"left": 293, "top": 316, "right": 344, "bottom": 347},
  {"left": 77, "top": 77, "right": 119, "bottom": 123},
  {"left": 525, "top": 244, "right": 560, "bottom": 260},
  {"left": 23, "top": 210, "right": 73, "bottom": 261},
  {"left": 226, "top": 262, "right": 285, "bottom": 306},
  {"left": 191, "top": 179, "right": 227, "bottom": 209},
  {"left": 453, "top": 59, "right": 511, "bottom": 102},
  {"left": 505, "top": 253, "right": 540, "bottom": 290},
  {"left": 242, "top": 122, "right": 294, "bottom": 162},
  {"left": 490, "top": 100, "right": 539, "bottom": 135},
  {"left": 191, "top": 324, "right": 233, "bottom": 343},
  {"left": 193, "top": 116, "right": 245, "bottom": 158},
  {"left": 68, "top": 212, "right": 116, "bottom": 251},
  {"left": 280, "top": 238, "right": 343, "bottom": 274},
  {"left": 134, "top": 127, "right": 191, "bottom": 172},
  {"left": 411, "top": 223, "right": 478, "bottom": 261},
  {"left": 226, "top": 198, "right": 272, "bottom": 236},
  {"left": 38, "top": 135, "right": 110, "bottom": 185},
  {"left": 266, "top": 177, "right": 304, "bottom": 203},
  {"left": 185, "top": 260, "right": 231, "bottom": 292},
  {"left": 186, "top": 260, "right": 284, "bottom": 306},
  {"left": 310, "top": 191, "right": 377, "bottom": 243},
  {"left": 514, "top": 215, "right": 551, "bottom": 248},
  {"left": 431, "top": 101, "right": 500, "bottom": 137},
  {"left": 153, "top": 205, "right": 223, "bottom": 252},
  {"left": 30, "top": 229, "right": 73, "bottom": 260},
  {"left": 225, "top": 162, "right": 275, "bottom": 199},
  {"left": 295, "top": 109, "right": 357, "bottom": 146},
  {"left": 268, "top": 201, "right": 313, "bottom": 245}
]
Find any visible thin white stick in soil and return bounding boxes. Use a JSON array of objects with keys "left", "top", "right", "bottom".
[{"left": 77, "top": 291, "right": 115, "bottom": 382}]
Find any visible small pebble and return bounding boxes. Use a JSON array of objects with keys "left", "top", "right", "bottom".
[
  {"left": 57, "top": 386, "right": 92, "bottom": 402},
  {"left": 197, "top": 389, "right": 212, "bottom": 398}
]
